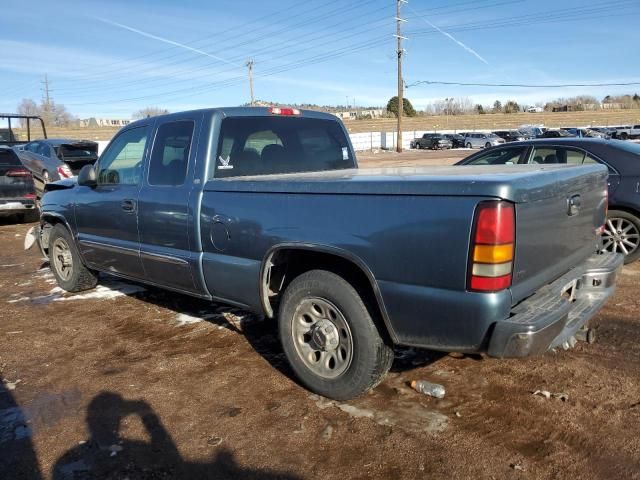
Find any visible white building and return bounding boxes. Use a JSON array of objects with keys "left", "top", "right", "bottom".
[{"left": 79, "top": 118, "right": 131, "bottom": 128}]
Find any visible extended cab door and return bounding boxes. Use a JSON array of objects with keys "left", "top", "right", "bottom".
[
  {"left": 136, "top": 115, "right": 201, "bottom": 293},
  {"left": 75, "top": 125, "right": 150, "bottom": 278}
]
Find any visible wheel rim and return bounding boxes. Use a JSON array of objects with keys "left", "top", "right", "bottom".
[
  {"left": 291, "top": 297, "right": 354, "bottom": 379},
  {"left": 52, "top": 237, "right": 73, "bottom": 281},
  {"left": 602, "top": 217, "right": 640, "bottom": 256}
]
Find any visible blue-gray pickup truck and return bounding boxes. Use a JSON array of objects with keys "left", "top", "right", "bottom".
[{"left": 29, "top": 107, "right": 623, "bottom": 400}]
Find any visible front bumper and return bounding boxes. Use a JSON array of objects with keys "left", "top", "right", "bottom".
[
  {"left": 487, "top": 252, "right": 623, "bottom": 358},
  {"left": 0, "top": 199, "right": 36, "bottom": 216}
]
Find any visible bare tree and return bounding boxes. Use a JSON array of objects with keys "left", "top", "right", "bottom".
[
  {"left": 132, "top": 107, "right": 170, "bottom": 119},
  {"left": 16, "top": 99, "right": 39, "bottom": 127}
]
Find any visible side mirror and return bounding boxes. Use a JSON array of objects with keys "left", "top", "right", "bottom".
[{"left": 78, "top": 164, "right": 97, "bottom": 187}]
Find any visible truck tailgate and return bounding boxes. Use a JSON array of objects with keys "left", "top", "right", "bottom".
[{"left": 510, "top": 165, "right": 608, "bottom": 304}]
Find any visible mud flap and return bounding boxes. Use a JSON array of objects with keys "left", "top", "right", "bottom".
[{"left": 24, "top": 226, "right": 48, "bottom": 259}]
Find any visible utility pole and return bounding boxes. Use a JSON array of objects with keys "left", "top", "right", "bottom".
[
  {"left": 41, "top": 74, "right": 53, "bottom": 125},
  {"left": 246, "top": 60, "right": 255, "bottom": 106},
  {"left": 395, "top": 0, "right": 407, "bottom": 153}
]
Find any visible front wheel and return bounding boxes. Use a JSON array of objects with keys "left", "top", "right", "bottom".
[
  {"left": 602, "top": 210, "right": 640, "bottom": 264},
  {"left": 278, "top": 270, "right": 393, "bottom": 400},
  {"left": 48, "top": 224, "right": 98, "bottom": 292},
  {"left": 466, "top": 142, "right": 472, "bottom": 149},
  {"left": 485, "top": 142, "right": 491, "bottom": 149}
]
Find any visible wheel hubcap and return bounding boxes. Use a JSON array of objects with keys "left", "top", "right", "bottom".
[
  {"left": 291, "top": 298, "right": 353, "bottom": 379},
  {"left": 602, "top": 217, "right": 640, "bottom": 256},
  {"left": 52, "top": 238, "right": 73, "bottom": 281}
]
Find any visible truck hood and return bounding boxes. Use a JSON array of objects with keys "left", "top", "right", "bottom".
[{"left": 208, "top": 164, "right": 608, "bottom": 203}]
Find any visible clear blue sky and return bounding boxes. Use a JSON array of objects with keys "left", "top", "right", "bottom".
[{"left": 1, "top": 0, "right": 639, "bottom": 118}]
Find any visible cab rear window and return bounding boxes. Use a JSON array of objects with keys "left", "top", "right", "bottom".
[{"left": 213, "top": 116, "right": 354, "bottom": 178}]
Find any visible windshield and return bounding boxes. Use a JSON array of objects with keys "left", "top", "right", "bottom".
[{"left": 214, "top": 116, "right": 354, "bottom": 178}]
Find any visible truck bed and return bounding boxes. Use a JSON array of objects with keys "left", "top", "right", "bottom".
[{"left": 208, "top": 164, "right": 606, "bottom": 203}]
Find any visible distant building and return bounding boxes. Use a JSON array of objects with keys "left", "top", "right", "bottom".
[
  {"left": 334, "top": 109, "right": 383, "bottom": 120},
  {"left": 526, "top": 106, "right": 543, "bottom": 113},
  {"left": 79, "top": 118, "right": 131, "bottom": 128}
]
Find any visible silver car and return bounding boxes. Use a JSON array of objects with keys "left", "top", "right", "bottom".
[
  {"left": 16, "top": 139, "right": 98, "bottom": 197},
  {"left": 463, "top": 133, "right": 506, "bottom": 149}
]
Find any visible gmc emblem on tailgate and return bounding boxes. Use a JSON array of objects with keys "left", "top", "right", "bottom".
[{"left": 567, "top": 194, "right": 581, "bottom": 216}]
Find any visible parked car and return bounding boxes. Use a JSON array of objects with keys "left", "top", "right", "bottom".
[
  {"left": 610, "top": 125, "right": 640, "bottom": 140},
  {"left": 590, "top": 127, "right": 616, "bottom": 138},
  {"left": 562, "top": 128, "right": 606, "bottom": 139},
  {"left": 29, "top": 107, "right": 622, "bottom": 400},
  {"left": 0, "top": 146, "right": 37, "bottom": 222},
  {"left": 16, "top": 139, "right": 98, "bottom": 198},
  {"left": 493, "top": 130, "right": 528, "bottom": 142},
  {"left": 526, "top": 106, "right": 544, "bottom": 113},
  {"left": 441, "top": 133, "right": 465, "bottom": 148},
  {"left": 410, "top": 133, "right": 452, "bottom": 150},
  {"left": 463, "top": 132, "right": 506, "bottom": 149},
  {"left": 537, "top": 129, "right": 575, "bottom": 138},
  {"left": 455, "top": 138, "right": 640, "bottom": 263},
  {"left": 519, "top": 125, "right": 547, "bottom": 138}
]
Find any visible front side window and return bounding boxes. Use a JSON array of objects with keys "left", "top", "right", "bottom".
[
  {"left": 213, "top": 116, "right": 353, "bottom": 178},
  {"left": 465, "top": 146, "right": 528, "bottom": 165},
  {"left": 148, "top": 121, "right": 194, "bottom": 186},
  {"left": 97, "top": 127, "right": 148, "bottom": 185}
]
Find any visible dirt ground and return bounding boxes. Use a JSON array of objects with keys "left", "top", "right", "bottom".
[{"left": 1, "top": 151, "right": 640, "bottom": 479}]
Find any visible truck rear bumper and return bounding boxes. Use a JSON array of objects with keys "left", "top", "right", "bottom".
[{"left": 487, "top": 252, "right": 624, "bottom": 358}]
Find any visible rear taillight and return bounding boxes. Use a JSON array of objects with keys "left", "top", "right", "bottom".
[
  {"left": 57, "top": 165, "right": 72, "bottom": 179},
  {"left": 469, "top": 201, "right": 515, "bottom": 292},
  {"left": 6, "top": 168, "right": 31, "bottom": 177},
  {"left": 24, "top": 193, "right": 35, "bottom": 199},
  {"left": 269, "top": 107, "right": 300, "bottom": 116}
]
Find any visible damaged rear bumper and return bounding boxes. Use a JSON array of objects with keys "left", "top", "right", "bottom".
[{"left": 487, "top": 252, "right": 624, "bottom": 358}]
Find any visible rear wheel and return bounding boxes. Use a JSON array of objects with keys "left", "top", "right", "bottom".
[
  {"left": 620, "top": 132, "right": 629, "bottom": 140},
  {"left": 278, "top": 270, "right": 393, "bottom": 400},
  {"left": 466, "top": 142, "right": 472, "bottom": 149},
  {"left": 602, "top": 210, "right": 640, "bottom": 264},
  {"left": 485, "top": 142, "right": 491, "bottom": 149},
  {"left": 48, "top": 224, "right": 98, "bottom": 292}
]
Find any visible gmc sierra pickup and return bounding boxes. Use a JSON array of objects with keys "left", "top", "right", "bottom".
[{"left": 29, "top": 107, "right": 623, "bottom": 400}]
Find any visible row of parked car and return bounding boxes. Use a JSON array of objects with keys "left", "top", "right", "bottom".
[
  {"left": 0, "top": 114, "right": 98, "bottom": 222},
  {"left": 411, "top": 124, "right": 640, "bottom": 151}
]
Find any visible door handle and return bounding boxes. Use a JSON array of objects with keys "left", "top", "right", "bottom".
[{"left": 121, "top": 199, "right": 136, "bottom": 212}]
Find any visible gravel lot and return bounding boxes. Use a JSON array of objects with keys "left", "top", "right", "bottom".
[{"left": 1, "top": 150, "right": 639, "bottom": 479}]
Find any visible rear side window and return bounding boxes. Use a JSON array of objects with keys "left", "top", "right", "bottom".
[
  {"left": 529, "top": 147, "right": 585, "bottom": 164},
  {"left": 213, "top": 116, "right": 353, "bottom": 178},
  {"left": 465, "top": 146, "right": 528, "bottom": 165},
  {"left": 148, "top": 121, "right": 194, "bottom": 186},
  {"left": 0, "top": 149, "right": 20, "bottom": 166}
]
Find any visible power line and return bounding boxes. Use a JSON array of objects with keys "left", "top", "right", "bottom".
[{"left": 407, "top": 80, "right": 640, "bottom": 88}]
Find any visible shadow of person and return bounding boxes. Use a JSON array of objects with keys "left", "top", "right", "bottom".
[
  {"left": 0, "top": 378, "right": 43, "bottom": 479},
  {"left": 53, "top": 391, "right": 302, "bottom": 480}
]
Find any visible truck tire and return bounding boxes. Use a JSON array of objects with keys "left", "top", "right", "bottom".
[
  {"left": 466, "top": 142, "right": 472, "bottom": 149},
  {"left": 48, "top": 224, "right": 98, "bottom": 292},
  {"left": 278, "top": 270, "right": 394, "bottom": 400},
  {"left": 602, "top": 210, "right": 640, "bottom": 264},
  {"left": 619, "top": 132, "right": 628, "bottom": 140}
]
